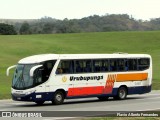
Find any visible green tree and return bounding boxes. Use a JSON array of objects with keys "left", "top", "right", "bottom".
[
  {"left": 19, "top": 22, "right": 31, "bottom": 34},
  {"left": 0, "top": 23, "right": 17, "bottom": 35},
  {"left": 42, "top": 23, "right": 54, "bottom": 33}
]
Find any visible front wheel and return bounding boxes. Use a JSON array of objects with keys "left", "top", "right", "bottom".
[
  {"left": 52, "top": 91, "right": 64, "bottom": 105},
  {"left": 114, "top": 87, "right": 127, "bottom": 100}
]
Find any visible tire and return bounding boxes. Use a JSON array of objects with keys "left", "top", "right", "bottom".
[
  {"left": 52, "top": 91, "right": 64, "bottom": 105},
  {"left": 98, "top": 96, "right": 109, "bottom": 101},
  {"left": 115, "top": 87, "right": 127, "bottom": 100},
  {"left": 35, "top": 101, "right": 45, "bottom": 105}
]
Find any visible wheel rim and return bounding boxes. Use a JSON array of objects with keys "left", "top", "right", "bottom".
[
  {"left": 119, "top": 89, "right": 126, "bottom": 99},
  {"left": 56, "top": 93, "right": 62, "bottom": 102}
]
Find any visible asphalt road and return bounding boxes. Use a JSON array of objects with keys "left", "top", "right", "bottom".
[{"left": 0, "top": 90, "right": 160, "bottom": 119}]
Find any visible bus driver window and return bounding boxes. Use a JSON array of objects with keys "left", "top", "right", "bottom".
[{"left": 57, "top": 68, "right": 63, "bottom": 74}]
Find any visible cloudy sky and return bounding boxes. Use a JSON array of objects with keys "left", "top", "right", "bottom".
[{"left": 0, "top": 0, "right": 160, "bottom": 20}]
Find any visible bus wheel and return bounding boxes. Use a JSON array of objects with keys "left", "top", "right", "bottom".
[
  {"left": 35, "top": 101, "right": 45, "bottom": 105},
  {"left": 52, "top": 91, "right": 64, "bottom": 105},
  {"left": 115, "top": 87, "right": 127, "bottom": 100},
  {"left": 98, "top": 96, "right": 109, "bottom": 101}
]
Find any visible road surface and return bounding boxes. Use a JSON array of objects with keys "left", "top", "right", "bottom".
[{"left": 0, "top": 90, "right": 160, "bottom": 119}]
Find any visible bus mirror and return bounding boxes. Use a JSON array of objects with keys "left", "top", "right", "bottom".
[
  {"left": 30, "top": 65, "right": 43, "bottom": 77},
  {"left": 6, "top": 65, "right": 17, "bottom": 76}
]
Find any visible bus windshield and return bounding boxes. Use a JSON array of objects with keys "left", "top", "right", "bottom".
[
  {"left": 12, "top": 60, "right": 56, "bottom": 90},
  {"left": 12, "top": 64, "right": 37, "bottom": 90}
]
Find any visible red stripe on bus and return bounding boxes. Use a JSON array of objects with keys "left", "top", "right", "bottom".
[
  {"left": 67, "top": 86, "right": 104, "bottom": 97},
  {"left": 67, "top": 74, "right": 116, "bottom": 97}
]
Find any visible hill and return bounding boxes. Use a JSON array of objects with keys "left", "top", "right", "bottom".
[
  {"left": 1, "top": 14, "right": 160, "bottom": 34},
  {"left": 0, "top": 31, "right": 159, "bottom": 99}
]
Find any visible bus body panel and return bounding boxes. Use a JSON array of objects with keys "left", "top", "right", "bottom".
[{"left": 10, "top": 54, "right": 152, "bottom": 103}]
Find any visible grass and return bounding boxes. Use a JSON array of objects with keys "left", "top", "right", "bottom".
[{"left": 0, "top": 31, "right": 160, "bottom": 99}]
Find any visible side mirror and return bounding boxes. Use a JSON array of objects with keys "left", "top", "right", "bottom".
[
  {"left": 6, "top": 65, "right": 17, "bottom": 76},
  {"left": 30, "top": 65, "right": 43, "bottom": 77}
]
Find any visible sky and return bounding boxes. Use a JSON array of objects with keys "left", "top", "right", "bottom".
[{"left": 0, "top": 0, "right": 160, "bottom": 20}]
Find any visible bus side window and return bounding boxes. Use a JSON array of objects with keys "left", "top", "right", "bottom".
[
  {"left": 57, "top": 68, "right": 63, "bottom": 74},
  {"left": 93, "top": 59, "right": 109, "bottom": 72},
  {"left": 116, "top": 59, "right": 128, "bottom": 71},
  {"left": 42, "top": 60, "right": 56, "bottom": 81},
  {"left": 125, "top": 59, "right": 128, "bottom": 71},
  {"left": 56, "top": 60, "right": 74, "bottom": 74},
  {"left": 128, "top": 59, "right": 137, "bottom": 71},
  {"left": 75, "top": 60, "right": 91, "bottom": 73},
  {"left": 101, "top": 60, "right": 109, "bottom": 72},
  {"left": 75, "top": 61, "right": 82, "bottom": 73},
  {"left": 109, "top": 59, "right": 117, "bottom": 71},
  {"left": 138, "top": 58, "right": 150, "bottom": 70},
  {"left": 117, "top": 59, "right": 125, "bottom": 71},
  {"left": 93, "top": 60, "right": 101, "bottom": 72},
  {"left": 84, "top": 60, "right": 91, "bottom": 72}
]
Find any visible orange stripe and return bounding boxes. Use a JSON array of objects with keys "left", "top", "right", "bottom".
[
  {"left": 116, "top": 73, "right": 148, "bottom": 82},
  {"left": 103, "top": 74, "right": 115, "bottom": 94}
]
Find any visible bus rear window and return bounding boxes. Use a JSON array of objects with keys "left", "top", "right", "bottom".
[{"left": 138, "top": 58, "right": 150, "bottom": 70}]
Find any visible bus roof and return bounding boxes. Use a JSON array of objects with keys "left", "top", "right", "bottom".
[{"left": 18, "top": 53, "right": 151, "bottom": 64}]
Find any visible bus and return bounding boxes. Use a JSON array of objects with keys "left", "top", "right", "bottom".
[{"left": 7, "top": 53, "right": 152, "bottom": 105}]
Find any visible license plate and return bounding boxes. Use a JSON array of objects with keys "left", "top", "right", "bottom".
[{"left": 17, "top": 97, "right": 21, "bottom": 100}]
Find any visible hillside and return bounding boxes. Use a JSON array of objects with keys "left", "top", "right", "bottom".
[{"left": 1, "top": 14, "right": 160, "bottom": 34}]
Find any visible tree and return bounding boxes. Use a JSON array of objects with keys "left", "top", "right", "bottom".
[
  {"left": 19, "top": 22, "right": 31, "bottom": 34},
  {"left": 0, "top": 23, "right": 17, "bottom": 35},
  {"left": 3, "top": 14, "right": 160, "bottom": 34},
  {"left": 42, "top": 23, "right": 54, "bottom": 33}
]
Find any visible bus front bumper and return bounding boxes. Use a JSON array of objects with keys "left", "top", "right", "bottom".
[{"left": 11, "top": 92, "right": 54, "bottom": 102}]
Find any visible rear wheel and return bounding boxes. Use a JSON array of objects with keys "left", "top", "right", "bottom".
[
  {"left": 52, "top": 91, "right": 64, "bottom": 105},
  {"left": 98, "top": 96, "right": 109, "bottom": 101},
  {"left": 114, "top": 87, "right": 127, "bottom": 100}
]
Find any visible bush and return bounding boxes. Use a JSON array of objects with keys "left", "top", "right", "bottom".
[{"left": 0, "top": 23, "right": 17, "bottom": 35}]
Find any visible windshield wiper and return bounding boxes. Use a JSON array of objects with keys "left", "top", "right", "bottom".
[{"left": 14, "top": 73, "right": 25, "bottom": 89}]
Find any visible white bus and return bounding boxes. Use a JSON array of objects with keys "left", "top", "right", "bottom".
[{"left": 7, "top": 53, "right": 152, "bottom": 105}]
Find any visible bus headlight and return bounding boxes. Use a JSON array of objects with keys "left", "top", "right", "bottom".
[{"left": 25, "top": 90, "right": 35, "bottom": 95}]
